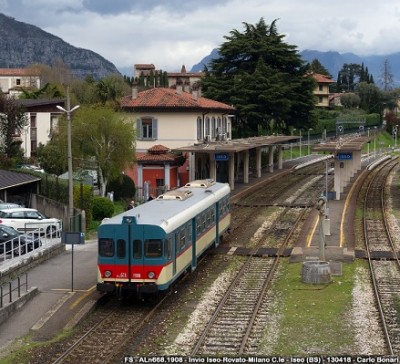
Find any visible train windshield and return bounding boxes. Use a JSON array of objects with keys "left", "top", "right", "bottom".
[
  {"left": 99, "top": 238, "right": 114, "bottom": 257},
  {"left": 144, "top": 239, "right": 162, "bottom": 258}
]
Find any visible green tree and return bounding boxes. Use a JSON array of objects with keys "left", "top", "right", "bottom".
[
  {"left": 355, "top": 82, "right": 381, "bottom": 113},
  {"left": 19, "top": 82, "right": 63, "bottom": 99},
  {"left": 0, "top": 94, "right": 28, "bottom": 161},
  {"left": 201, "top": 18, "right": 316, "bottom": 135},
  {"left": 309, "top": 59, "right": 331, "bottom": 77},
  {"left": 71, "top": 106, "right": 136, "bottom": 196},
  {"left": 36, "top": 140, "right": 67, "bottom": 175},
  {"left": 340, "top": 93, "right": 361, "bottom": 109}
]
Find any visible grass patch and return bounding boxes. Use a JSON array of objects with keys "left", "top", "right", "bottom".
[{"left": 267, "top": 259, "right": 358, "bottom": 355}]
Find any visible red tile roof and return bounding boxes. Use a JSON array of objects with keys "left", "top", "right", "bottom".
[
  {"left": 120, "top": 88, "right": 235, "bottom": 112},
  {"left": 0, "top": 68, "right": 39, "bottom": 76},
  {"left": 311, "top": 73, "right": 335, "bottom": 83},
  {"left": 148, "top": 144, "right": 170, "bottom": 154}
]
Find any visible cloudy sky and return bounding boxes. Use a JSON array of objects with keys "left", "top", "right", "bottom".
[{"left": 1, "top": 0, "right": 399, "bottom": 75}]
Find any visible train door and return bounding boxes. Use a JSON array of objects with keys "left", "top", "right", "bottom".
[{"left": 128, "top": 223, "right": 144, "bottom": 283}]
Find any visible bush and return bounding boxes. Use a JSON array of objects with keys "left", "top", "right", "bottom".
[
  {"left": 92, "top": 196, "right": 114, "bottom": 221},
  {"left": 73, "top": 184, "right": 94, "bottom": 228},
  {"left": 107, "top": 174, "right": 136, "bottom": 200}
]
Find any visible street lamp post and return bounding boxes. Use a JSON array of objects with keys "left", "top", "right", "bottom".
[
  {"left": 56, "top": 94, "right": 80, "bottom": 231},
  {"left": 308, "top": 128, "right": 313, "bottom": 155}
]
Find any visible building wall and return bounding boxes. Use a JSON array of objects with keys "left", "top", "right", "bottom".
[
  {"left": 22, "top": 112, "right": 59, "bottom": 158},
  {"left": 131, "top": 112, "right": 232, "bottom": 153},
  {"left": 142, "top": 165, "right": 179, "bottom": 189},
  {"left": 313, "top": 84, "right": 330, "bottom": 107}
]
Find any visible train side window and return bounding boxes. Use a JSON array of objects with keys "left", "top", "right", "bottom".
[
  {"left": 165, "top": 237, "right": 172, "bottom": 259},
  {"left": 206, "top": 209, "right": 212, "bottom": 227},
  {"left": 196, "top": 216, "right": 202, "bottom": 234},
  {"left": 145, "top": 239, "right": 162, "bottom": 258},
  {"left": 186, "top": 222, "right": 192, "bottom": 243},
  {"left": 212, "top": 207, "right": 216, "bottom": 222},
  {"left": 116, "top": 239, "right": 126, "bottom": 258},
  {"left": 99, "top": 238, "right": 114, "bottom": 257},
  {"left": 201, "top": 213, "right": 206, "bottom": 230},
  {"left": 180, "top": 227, "right": 186, "bottom": 250},
  {"left": 133, "top": 239, "right": 142, "bottom": 259}
]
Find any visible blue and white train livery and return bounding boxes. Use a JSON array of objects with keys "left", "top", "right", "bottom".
[{"left": 97, "top": 179, "right": 231, "bottom": 298}]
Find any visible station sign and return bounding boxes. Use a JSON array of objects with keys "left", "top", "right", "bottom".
[
  {"left": 62, "top": 232, "right": 85, "bottom": 244},
  {"left": 215, "top": 153, "right": 229, "bottom": 161},
  {"left": 337, "top": 152, "right": 353, "bottom": 160}
]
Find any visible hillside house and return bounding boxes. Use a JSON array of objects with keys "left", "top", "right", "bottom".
[
  {"left": 119, "top": 86, "right": 235, "bottom": 198},
  {"left": 15, "top": 99, "right": 65, "bottom": 158},
  {"left": 0, "top": 68, "right": 41, "bottom": 96},
  {"left": 134, "top": 64, "right": 204, "bottom": 92},
  {"left": 311, "top": 73, "right": 335, "bottom": 108}
]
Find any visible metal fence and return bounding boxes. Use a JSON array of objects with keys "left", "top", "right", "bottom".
[{"left": 0, "top": 224, "right": 62, "bottom": 263}]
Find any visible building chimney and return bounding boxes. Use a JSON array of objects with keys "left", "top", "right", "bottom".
[{"left": 131, "top": 84, "right": 138, "bottom": 99}]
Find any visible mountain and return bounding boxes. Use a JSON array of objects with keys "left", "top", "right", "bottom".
[
  {"left": 190, "top": 48, "right": 400, "bottom": 87},
  {"left": 0, "top": 13, "right": 120, "bottom": 79}
]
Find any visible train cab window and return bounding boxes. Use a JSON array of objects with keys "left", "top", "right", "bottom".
[
  {"left": 116, "top": 239, "right": 126, "bottom": 258},
  {"left": 99, "top": 238, "right": 114, "bottom": 257},
  {"left": 211, "top": 207, "right": 215, "bottom": 223},
  {"left": 145, "top": 239, "right": 162, "bottom": 258},
  {"left": 133, "top": 239, "right": 142, "bottom": 259},
  {"left": 165, "top": 237, "right": 172, "bottom": 259}
]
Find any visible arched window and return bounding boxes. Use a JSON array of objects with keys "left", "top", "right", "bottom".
[
  {"left": 205, "top": 116, "right": 210, "bottom": 137},
  {"left": 197, "top": 116, "right": 203, "bottom": 140},
  {"left": 211, "top": 117, "right": 216, "bottom": 138}
]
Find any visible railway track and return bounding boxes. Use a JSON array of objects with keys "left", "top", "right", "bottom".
[
  {"left": 32, "top": 159, "right": 332, "bottom": 361},
  {"left": 363, "top": 157, "right": 400, "bottom": 355},
  {"left": 50, "top": 297, "right": 165, "bottom": 364},
  {"left": 191, "top": 175, "right": 317, "bottom": 355}
]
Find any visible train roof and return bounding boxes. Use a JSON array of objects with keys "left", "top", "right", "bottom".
[{"left": 100, "top": 180, "right": 230, "bottom": 233}]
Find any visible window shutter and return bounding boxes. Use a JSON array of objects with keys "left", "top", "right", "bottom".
[
  {"left": 152, "top": 118, "right": 158, "bottom": 140},
  {"left": 137, "top": 119, "right": 143, "bottom": 139}
]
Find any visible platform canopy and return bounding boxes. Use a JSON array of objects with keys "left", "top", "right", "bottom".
[
  {"left": 312, "top": 135, "right": 372, "bottom": 153},
  {"left": 174, "top": 135, "right": 299, "bottom": 154}
]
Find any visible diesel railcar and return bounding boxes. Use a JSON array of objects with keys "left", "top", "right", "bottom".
[{"left": 97, "top": 179, "right": 231, "bottom": 298}]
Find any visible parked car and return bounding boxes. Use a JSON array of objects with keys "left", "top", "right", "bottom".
[
  {"left": 0, "top": 208, "right": 62, "bottom": 236},
  {"left": 0, "top": 224, "right": 41, "bottom": 255},
  {"left": 0, "top": 202, "right": 23, "bottom": 210}
]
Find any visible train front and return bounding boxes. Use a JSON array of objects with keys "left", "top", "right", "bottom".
[{"left": 96, "top": 214, "right": 170, "bottom": 299}]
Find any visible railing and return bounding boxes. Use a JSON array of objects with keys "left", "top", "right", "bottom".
[
  {"left": 0, "top": 273, "right": 29, "bottom": 308},
  {"left": 0, "top": 225, "right": 62, "bottom": 263}
]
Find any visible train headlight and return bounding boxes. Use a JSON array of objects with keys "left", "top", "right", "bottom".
[
  {"left": 104, "top": 270, "right": 112, "bottom": 278},
  {"left": 147, "top": 271, "right": 155, "bottom": 279}
]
